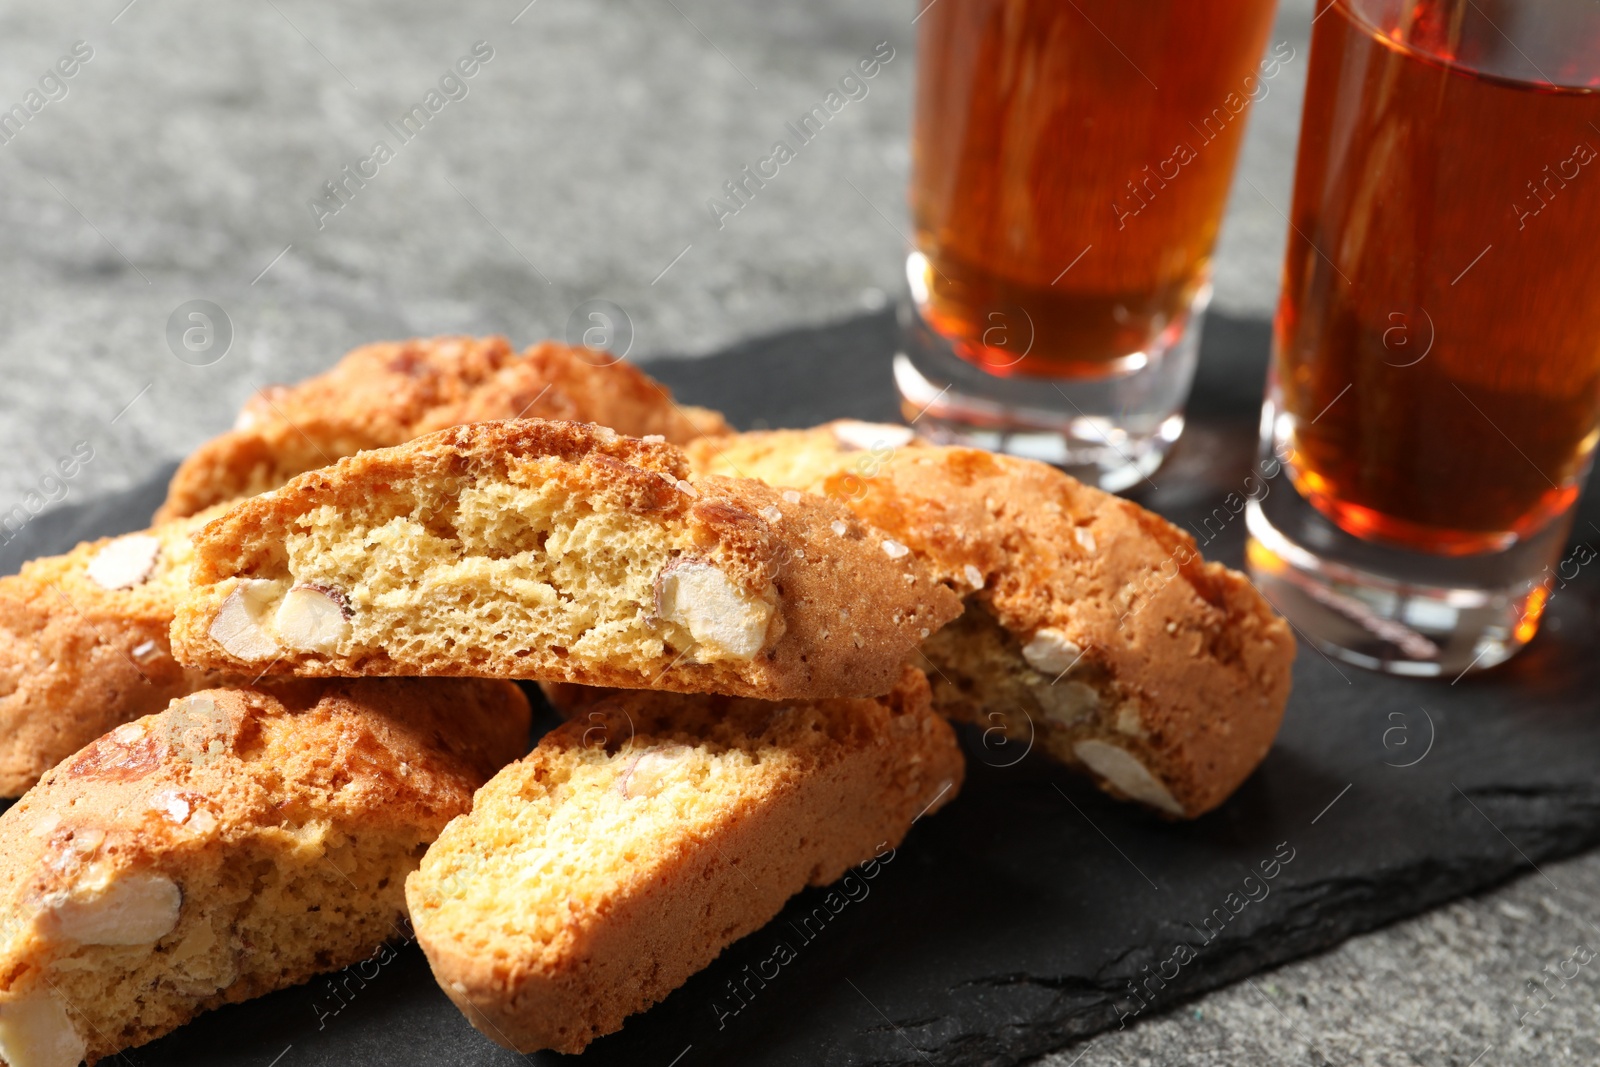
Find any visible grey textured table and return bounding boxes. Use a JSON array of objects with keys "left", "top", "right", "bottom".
[{"left": 0, "top": 1, "right": 1596, "bottom": 1064}]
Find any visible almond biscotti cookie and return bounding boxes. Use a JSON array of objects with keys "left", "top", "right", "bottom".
[
  {"left": 685, "top": 421, "right": 1296, "bottom": 818},
  {"left": 154, "top": 335, "right": 730, "bottom": 523},
  {"left": 0, "top": 677, "right": 529, "bottom": 1067},
  {"left": 407, "top": 667, "right": 961, "bottom": 1054},
  {"left": 0, "top": 504, "right": 236, "bottom": 797},
  {"left": 171, "top": 420, "right": 961, "bottom": 701}
]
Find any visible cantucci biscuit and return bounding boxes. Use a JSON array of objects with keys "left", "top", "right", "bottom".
[
  {"left": 685, "top": 421, "right": 1296, "bottom": 818},
  {"left": 0, "top": 678, "right": 528, "bottom": 1066},
  {"left": 171, "top": 420, "right": 961, "bottom": 701},
  {"left": 407, "top": 667, "right": 960, "bottom": 1054},
  {"left": 0, "top": 504, "right": 235, "bottom": 797},
  {"left": 154, "top": 336, "right": 730, "bottom": 523}
]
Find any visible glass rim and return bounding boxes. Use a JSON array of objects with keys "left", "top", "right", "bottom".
[{"left": 1332, "top": 0, "right": 1600, "bottom": 97}]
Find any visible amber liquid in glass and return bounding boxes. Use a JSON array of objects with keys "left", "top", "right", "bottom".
[
  {"left": 1277, "top": 0, "right": 1600, "bottom": 555},
  {"left": 910, "top": 0, "right": 1280, "bottom": 378}
]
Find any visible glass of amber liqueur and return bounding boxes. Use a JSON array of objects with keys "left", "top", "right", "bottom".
[
  {"left": 1247, "top": 0, "right": 1600, "bottom": 676},
  {"left": 896, "top": 0, "right": 1283, "bottom": 490}
]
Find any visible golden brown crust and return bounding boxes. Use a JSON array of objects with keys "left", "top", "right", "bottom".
[
  {"left": 0, "top": 678, "right": 529, "bottom": 1064},
  {"left": 153, "top": 336, "right": 731, "bottom": 523},
  {"left": 0, "top": 506, "right": 237, "bottom": 797},
  {"left": 171, "top": 420, "right": 962, "bottom": 701},
  {"left": 407, "top": 667, "right": 961, "bottom": 1054},
  {"left": 684, "top": 422, "right": 1296, "bottom": 818}
]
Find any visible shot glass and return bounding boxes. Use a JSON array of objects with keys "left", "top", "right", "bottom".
[
  {"left": 1246, "top": 0, "right": 1600, "bottom": 676},
  {"left": 895, "top": 0, "right": 1283, "bottom": 490}
]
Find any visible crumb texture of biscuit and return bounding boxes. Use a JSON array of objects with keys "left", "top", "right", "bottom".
[
  {"left": 686, "top": 422, "right": 1296, "bottom": 818},
  {"left": 0, "top": 504, "right": 236, "bottom": 798},
  {"left": 0, "top": 678, "right": 529, "bottom": 1065},
  {"left": 171, "top": 420, "right": 960, "bottom": 701},
  {"left": 154, "top": 336, "right": 731, "bottom": 523},
  {"left": 406, "top": 666, "right": 961, "bottom": 1054}
]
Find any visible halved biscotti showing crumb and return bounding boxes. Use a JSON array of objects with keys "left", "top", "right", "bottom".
[
  {"left": 170, "top": 420, "right": 961, "bottom": 701},
  {"left": 685, "top": 421, "right": 1296, "bottom": 818},
  {"left": 407, "top": 666, "right": 961, "bottom": 1054},
  {"left": 0, "top": 503, "right": 237, "bottom": 798},
  {"left": 0, "top": 678, "right": 529, "bottom": 1067},
  {"left": 154, "top": 335, "right": 731, "bottom": 523}
]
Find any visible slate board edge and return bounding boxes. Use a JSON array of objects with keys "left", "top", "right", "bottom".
[{"left": 920, "top": 804, "right": 1600, "bottom": 1067}]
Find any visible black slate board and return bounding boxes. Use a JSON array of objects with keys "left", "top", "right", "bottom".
[{"left": 5, "top": 309, "right": 1599, "bottom": 1067}]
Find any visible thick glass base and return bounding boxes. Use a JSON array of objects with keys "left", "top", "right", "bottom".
[
  {"left": 1245, "top": 440, "right": 1575, "bottom": 678},
  {"left": 893, "top": 262, "right": 1207, "bottom": 493}
]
